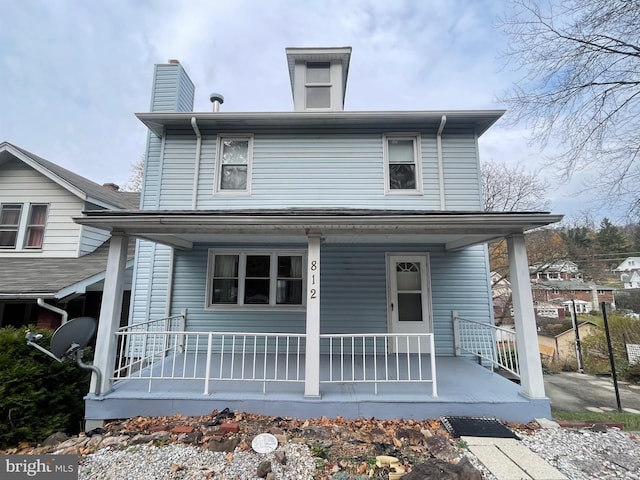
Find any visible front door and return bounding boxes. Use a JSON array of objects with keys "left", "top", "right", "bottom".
[{"left": 387, "top": 254, "right": 433, "bottom": 353}]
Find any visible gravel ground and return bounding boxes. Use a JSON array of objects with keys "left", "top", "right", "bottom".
[{"left": 76, "top": 423, "right": 640, "bottom": 480}]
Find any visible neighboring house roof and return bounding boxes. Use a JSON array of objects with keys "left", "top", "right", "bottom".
[
  {"left": 538, "top": 321, "right": 597, "bottom": 339},
  {"left": 530, "top": 260, "right": 579, "bottom": 274},
  {"left": 614, "top": 256, "right": 640, "bottom": 272},
  {"left": 0, "top": 142, "right": 139, "bottom": 209},
  {"left": 0, "top": 239, "right": 135, "bottom": 300},
  {"left": 531, "top": 280, "right": 613, "bottom": 291}
]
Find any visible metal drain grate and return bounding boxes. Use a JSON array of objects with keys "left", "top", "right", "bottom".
[{"left": 440, "top": 416, "right": 520, "bottom": 439}]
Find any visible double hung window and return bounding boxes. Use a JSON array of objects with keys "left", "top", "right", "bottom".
[
  {"left": 0, "top": 203, "right": 47, "bottom": 249},
  {"left": 208, "top": 251, "right": 304, "bottom": 308},
  {"left": 305, "top": 62, "right": 331, "bottom": 109},
  {"left": 216, "top": 135, "right": 253, "bottom": 193},
  {"left": 384, "top": 134, "right": 422, "bottom": 194}
]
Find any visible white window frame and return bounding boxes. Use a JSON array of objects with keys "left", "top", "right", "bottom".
[
  {"left": 304, "top": 61, "right": 332, "bottom": 110},
  {"left": 0, "top": 203, "right": 48, "bottom": 251},
  {"left": 214, "top": 134, "right": 254, "bottom": 195},
  {"left": 383, "top": 133, "right": 423, "bottom": 195},
  {"left": 206, "top": 249, "right": 306, "bottom": 310}
]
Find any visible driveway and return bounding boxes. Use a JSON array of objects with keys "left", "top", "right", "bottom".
[{"left": 544, "top": 371, "right": 640, "bottom": 413}]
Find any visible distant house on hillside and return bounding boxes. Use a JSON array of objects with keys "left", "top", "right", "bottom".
[
  {"left": 0, "top": 142, "right": 138, "bottom": 329},
  {"left": 529, "top": 261, "right": 581, "bottom": 282},
  {"left": 531, "top": 280, "right": 614, "bottom": 313},
  {"left": 615, "top": 257, "right": 640, "bottom": 288}
]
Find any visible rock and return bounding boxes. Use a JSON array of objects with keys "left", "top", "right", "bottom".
[
  {"left": 425, "top": 434, "right": 458, "bottom": 462},
  {"left": 130, "top": 434, "right": 156, "bottom": 444},
  {"left": 402, "top": 457, "right": 483, "bottom": 480},
  {"left": 266, "top": 473, "right": 276, "bottom": 480},
  {"left": 99, "top": 435, "right": 129, "bottom": 448},
  {"left": 274, "top": 449, "right": 287, "bottom": 465},
  {"left": 256, "top": 460, "right": 272, "bottom": 477},
  {"left": 300, "top": 426, "right": 332, "bottom": 441},
  {"left": 178, "top": 432, "right": 202, "bottom": 444},
  {"left": 396, "top": 428, "right": 425, "bottom": 445},
  {"left": 85, "top": 427, "right": 106, "bottom": 437},
  {"left": 207, "top": 437, "right": 240, "bottom": 452},
  {"left": 42, "top": 432, "right": 68, "bottom": 447},
  {"left": 86, "top": 435, "right": 104, "bottom": 449},
  {"left": 55, "top": 437, "right": 89, "bottom": 450}
]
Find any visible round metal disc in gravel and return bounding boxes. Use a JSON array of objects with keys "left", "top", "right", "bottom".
[{"left": 252, "top": 433, "right": 278, "bottom": 453}]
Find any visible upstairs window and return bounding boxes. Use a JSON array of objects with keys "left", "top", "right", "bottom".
[
  {"left": 24, "top": 204, "right": 47, "bottom": 248},
  {"left": 305, "top": 62, "right": 331, "bottom": 109},
  {"left": 215, "top": 135, "right": 253, "bottom": 194},
  {"left": 0, "top": 203, "right": 48, "bottom": 250},
  {"left": 384, "top": 134, "right": 422, "bottom": 194},
  {"left": 0, "top": 204, "right": 22, "bottom": 248},
  {"left": 208, "top": 251, "right": 304, "bottom": 308}
]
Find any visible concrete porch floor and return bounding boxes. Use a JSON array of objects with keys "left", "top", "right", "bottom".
[{"left": 86, "top": 356, "right": 550, "bottom": 424}]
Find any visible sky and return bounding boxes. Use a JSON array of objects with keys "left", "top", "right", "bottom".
[{"left": 0, "top": 0, "right": 613, "bottom": 222}]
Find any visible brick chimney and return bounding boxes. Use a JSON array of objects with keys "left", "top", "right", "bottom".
[{"left": 102, "top": 182, "right": 120, "bottom": 191}]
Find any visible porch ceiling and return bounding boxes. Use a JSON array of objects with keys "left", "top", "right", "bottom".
[{"left": 74, "top": 209, "right": 563, "bottom": 251}]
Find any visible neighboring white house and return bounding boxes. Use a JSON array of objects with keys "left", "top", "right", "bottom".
[{"left": 0, "top": 142, "right": 138, "bottom": 329}]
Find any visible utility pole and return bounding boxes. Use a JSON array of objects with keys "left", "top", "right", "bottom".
[{"left": 571, "top": 300, "right": 584, "bottom": 373}]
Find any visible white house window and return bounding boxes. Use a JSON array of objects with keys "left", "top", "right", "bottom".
[
  {"left": 216, "top": 135, "right": 253, "bottom": 193},
  {"left": 384, "top": 134, "right": 422, "bottom": 194},
  {"left": 305, "top": 62, "right": 331, "bottom": 108},
  {"left": 208, "top": 251, "right": 304, "bottom": 308},
  {"left": 0, "top": 203, "right": 48, "bottom": 250},
  {"left": 0, "top": 204, "right": 22, "bottom": 248},
  {"left": 24, "top": 204, "right": 47, "bottom": 248}
]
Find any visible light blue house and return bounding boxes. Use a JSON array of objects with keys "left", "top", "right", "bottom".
[{"left": 77, "top": 48, "right": 562, "bottom": 427}]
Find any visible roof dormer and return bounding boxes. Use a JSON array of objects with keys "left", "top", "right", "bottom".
[{"left": 286, "top": 47, "right": 352, "bottom": 112}]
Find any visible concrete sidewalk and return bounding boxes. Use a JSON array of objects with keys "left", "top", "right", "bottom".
[{"left": 464, "top": 434, "right": 567, "bottom": 480}]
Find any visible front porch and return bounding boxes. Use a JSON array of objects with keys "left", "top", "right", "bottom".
[
  {"left": 86, "top": 356, "right": 548, "bottom": 422},
  {"left": 84, "top": 315, "right": 550, "bottom": 423}
]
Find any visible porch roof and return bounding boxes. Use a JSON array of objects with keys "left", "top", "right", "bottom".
[{"left": 74, "top": 209, "right": 563, "bottom": 251}]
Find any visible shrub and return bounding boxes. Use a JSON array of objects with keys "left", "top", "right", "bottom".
[
  {"left": 0, "top": 326, "right": 91, "bottom": 448},
  {"left": 622, "top": 363, "right": 640, "bottom": 384}
]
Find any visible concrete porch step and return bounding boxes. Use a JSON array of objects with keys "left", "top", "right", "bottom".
[{"left": 462, "top": 436, "right": 567, "bottom": 480}]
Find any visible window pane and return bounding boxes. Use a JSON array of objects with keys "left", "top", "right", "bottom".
[
  {"left": 0, "top": 205, "right": 21, "bottom": 225},
  {"left": 214, "top": 255, "right": 239, "bottom": 277},
  {"left": 25, "top": 227, "right": 44, "bottom": 248},
  {"left": 212, "top": 279, "right": 238, "bottom": 304},
  {"left": 245, "top": 279, "right": 270, "bottom": 304},
  {"left": 398, "top": 293, "right": 423, "bottom": 321},
  {"left": 246, "top": 255, "right": 270, "bottom": 277},
  {"left": 220, "top": 165, "right": 247, "bottom": 190},
  {"left": 389, "top": 164, "right": 416, "bottom": 190},
  {"left": 306, "top": 86, "right": 330, "bottom": 108},
  {"left": 388, "top": 139, "right": 415, "bottom": 163},
  {"left": 306, "top": 62, "right": 330, "bottom": 83},
  {"left": 28, "top": 205, "right": 47, "bottom": 225},
  {"left": 221, "top": 140, "right": 248, "bottom": 164},
  {"left": 278, "top": 256, "right": 302, "bottom": 278},
  {"left": 0, "top": 231, "right": 17, "bottom": 248},
  {"left": 277, "top": 279, "right": 303, "bottom": 304}
]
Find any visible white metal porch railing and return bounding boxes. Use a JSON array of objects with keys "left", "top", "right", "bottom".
[
  {"left": 452, "top": 311, "right": 520, "bottom": 377},
  {"left": 320, "top": 333, "right": 437, "bottom": 397},
  {"left": 114, "top": 326, "right": 306, "bottom": 394},
  {"left": 113, "top": 318, "right": 438, "bottom": 396}
]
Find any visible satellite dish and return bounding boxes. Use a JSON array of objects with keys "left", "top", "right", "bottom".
[
  {"left": 50, "top": 316, "right": 96, "bottom": 359},
  {"left": 26, "top": 316, "right": 102, "bottom": 395}
]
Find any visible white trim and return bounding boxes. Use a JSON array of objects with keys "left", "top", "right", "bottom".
[
  {"left": 383, "top": 133, "right": 423, "bottom": 195},
  {"left": 214, "top": 134, "right": 253, "bottom": 196},
  {"left": 205, "top": 248, "right": 306, "bottom": 310}
]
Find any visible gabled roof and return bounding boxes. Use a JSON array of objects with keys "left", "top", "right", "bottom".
[
  {"left": 537, "top": 321, "right": 597, "bottom": 339},
  {"left": 0, "top": 142, "right": 139, "bottom": 209},
  {"left": 529, "top": 260, "right": 579, "bottom": 274},
  {"left": 0, "top": 239, "right": 135, "bottom": 299},
  {"left": 614, "top": 256, "right": 640, "bottom": 272}
]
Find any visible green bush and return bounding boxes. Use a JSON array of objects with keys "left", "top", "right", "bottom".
[
  {"left": 623, "top": 363, "right": 640, "bottom": 384},
  {"left": 0, "top": 326, "right": 91, "bottom": 448}
]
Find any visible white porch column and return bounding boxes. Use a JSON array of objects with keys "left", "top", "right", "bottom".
[
  {"left": 304, "top": 234, "right": 321, "bottom": 397},
  {"left": 90, "top": 233, "right": 129, "bottom": 395},
  {"left": 507, "top": 233, "right": 545, "bottom": 398}
]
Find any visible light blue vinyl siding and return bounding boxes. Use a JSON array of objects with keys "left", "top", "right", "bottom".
[
  {"left": 168, "top": 242, "right": 492, "bottom": 356},
  {"left": 78, "top": 226, "right": 110, "bottom": 255},
  {"left": 132, "top": 62, "right": 196, "bottom": 325},
  {"left": 157, "top": 130, "right": 482, "bottom": 211}
]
